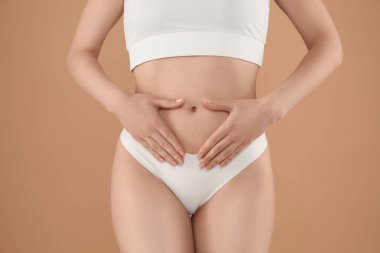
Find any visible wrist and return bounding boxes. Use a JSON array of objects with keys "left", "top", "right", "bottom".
[
  {"left": 106, "top": 88, "right": 132, "bottom": 115},
  {"left": 260, "top": 90, "right": 288, "bottom": 124}
]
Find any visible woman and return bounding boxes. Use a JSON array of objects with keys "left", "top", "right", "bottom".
[{"left": 67, "top": 0, "right": 342, "bottom": 252}]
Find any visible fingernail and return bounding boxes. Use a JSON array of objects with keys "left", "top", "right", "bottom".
[
  {"left": 197, "top": 152, "right": 203, "bottom": 158},
  {"left": 176, "top": 157, "right": 183, "bottom": 164},
  {"left": 179, "top": 149, "right": 185, "bottom": 156},
  {"left": 175, "top": 98, "right": 184, "bottom": 103},
  {"left": 204, "top": 98, "right": 212, "bottom": 103}
]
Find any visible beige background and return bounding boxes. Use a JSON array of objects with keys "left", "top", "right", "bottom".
[{"left": 1, "top": 0, "right": 379, "bottom": 252}]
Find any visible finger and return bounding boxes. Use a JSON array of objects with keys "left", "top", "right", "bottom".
[
  {"left": 144, "top": 136, "right": 177, "bottom": 166},
  {"left": 199, "top": 134, "right": 232, "bottom": 168},
  {"left": 219, "top": 142, "right": 247, "bottom": 168},
  {"left": 204, "top": 141, "right": 241, "bottom": 170},
  {"left": 151, "top": 97, "right": 185, "bottom": 109},
  {"left": 151, "top": 129, "right": 183, "bottom": 165},
  {"left": 156, "top": 123, "right": 185, "bottom": 157},
  {"left": 137, "top": 137, "right": 165, "bottom": 163},
  {"left": 202, "top": 98, "right": 234, "bottom": 112},
  {"left": 197, "top": 123, "right": 230, "bottom": 159}
]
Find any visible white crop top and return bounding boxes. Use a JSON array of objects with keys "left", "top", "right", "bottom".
[{"left": 123, "top": 0, "right": 271, "bottom": 71}]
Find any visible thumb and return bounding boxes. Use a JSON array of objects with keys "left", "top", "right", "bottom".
[
  {"left": 152, "top": 97, "right": 185, "bottom": 109},
  {"left": 202, "top": 98, "right": 234, "bottom": 112}
]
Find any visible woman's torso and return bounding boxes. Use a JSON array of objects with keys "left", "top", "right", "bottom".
[{"left": 132, "top": 56, "right": 260, "bottom": 155}]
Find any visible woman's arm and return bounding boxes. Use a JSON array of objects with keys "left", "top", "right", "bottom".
[
  {"left": 66, "top": 0, "right": 186, "bottom": 166},
  {"left": 66, "top": 0, "right": 127, "bottom": 113},
  {"left": 197, "top": 0, "right": 343, "bottom": 169},
  {"left": 263, "top": 0, "right": 343, "bottom": 120}
]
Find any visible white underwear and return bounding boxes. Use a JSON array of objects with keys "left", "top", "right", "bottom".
[{"left": 119, "top": 128, "right": 268, "bottom": 215}]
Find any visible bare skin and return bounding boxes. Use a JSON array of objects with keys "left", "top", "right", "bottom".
[
  {"left": 111, "top": 138, "right": 274, "bottom": 253},
  {"left": 67, "top": 0, "right": 343, "bottom": 252}
]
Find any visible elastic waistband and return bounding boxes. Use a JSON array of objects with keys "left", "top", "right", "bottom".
[
  {"left": 120, "top": 127, "right": 268, "bottom": 162},
  {"left": 127, "top": 31, "right": 265, "bottom": 71}
]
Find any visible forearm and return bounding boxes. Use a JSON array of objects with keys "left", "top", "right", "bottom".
[
  {"left": 263, "top": 38, "right": 343, "bottom": 122},
  {"left": 66, "top": 50, "right": 131, "bottom": 114}
]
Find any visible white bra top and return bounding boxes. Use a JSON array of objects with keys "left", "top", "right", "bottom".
[{"left": 123, "top": 0, "right": 271, "bottom": 71}]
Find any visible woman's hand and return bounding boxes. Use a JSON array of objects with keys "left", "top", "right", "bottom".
[
  {"left": 197, "top": 96, "right": 284, "bottom": 169},
  {"left": 112, "top": 92, "right": 186, "bottom": 166}
]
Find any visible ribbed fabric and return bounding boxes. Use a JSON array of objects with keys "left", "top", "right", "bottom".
[{"left": 123, "top": 0, "right": 270, "bottom": 71}]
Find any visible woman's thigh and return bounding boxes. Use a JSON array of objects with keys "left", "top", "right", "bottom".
[
  {"left": 110, "top": 139, "right": 195, "bottom": 253},
  {"left": 191, "top": 147, "right": 275, "bottom": 253}
]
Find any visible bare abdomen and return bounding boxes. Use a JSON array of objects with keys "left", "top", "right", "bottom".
[{"left": 132, "top": 56, "right": 260, "bottom": 154}]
